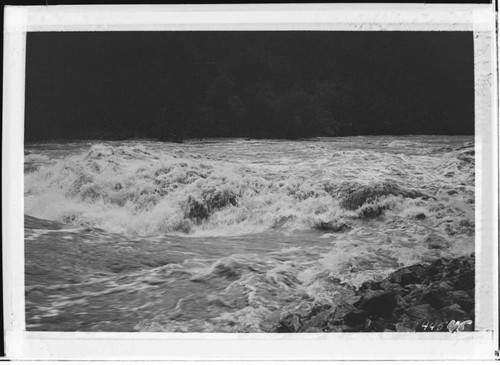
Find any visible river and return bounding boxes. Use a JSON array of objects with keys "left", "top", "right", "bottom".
[{"left": 24, "top": 136, "right": 475, "bottom": 332}]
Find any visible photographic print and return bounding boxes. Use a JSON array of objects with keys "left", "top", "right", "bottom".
[
  {"left": 23, "top": 30, "right": 476, "bottom": 333},
  {"left": 3, "top": 4, "right": 498, "bottom": 361}
]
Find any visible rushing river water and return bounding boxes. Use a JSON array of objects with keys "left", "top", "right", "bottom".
[{"left": 24, "top": 136, "right": 475, "bottom": 332}]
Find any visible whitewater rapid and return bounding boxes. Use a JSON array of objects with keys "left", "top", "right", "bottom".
[
  {"left": 25, "top": 137, "right": 474, "bottom": 237},
  {"left": 24, "top": 136, "right": 475, "bottom": 331}
]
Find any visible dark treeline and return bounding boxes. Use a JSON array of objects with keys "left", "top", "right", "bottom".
[{"left": 25, "top": 31, "right": 474, "bottom": 142}]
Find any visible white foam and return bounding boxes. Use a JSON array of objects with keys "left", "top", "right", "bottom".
[{"left": 24, "top": 138, "right": 474, "bottom": 239}]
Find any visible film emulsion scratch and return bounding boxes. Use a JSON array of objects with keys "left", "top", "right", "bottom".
[{"left": 24, "top": 31, "right": 475, "bottom": 333}]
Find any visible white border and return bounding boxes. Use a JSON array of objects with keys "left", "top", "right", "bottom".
[{"left": 3, "top": 4, "right": 498, "bottom": 361}]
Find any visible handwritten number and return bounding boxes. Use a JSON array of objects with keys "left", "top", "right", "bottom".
[
  {"left": 447, "top": 320, "right": 459, "bottom": 332},
  {"left": 447, "top": 320, "right": 473, "bottom": 333},
  {"left": 458, "top": 320, "right": 473, "bottom": 332},
  {"left": 415, "top": 320, "right": 473, "bottom": 332}
]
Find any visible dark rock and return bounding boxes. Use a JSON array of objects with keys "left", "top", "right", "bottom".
[
  {"left": 438, "top": 281, "right": 454, "bottom": 291},
  {"left": 393, "top": 286, "right": 411, "bottom": 298},
  {"left": 327, "top": 325, "right": 343, "bottom": 332},
  {"left": 440, "top": 304, "right": 468, "bottom": 322},
  {"left": 173, "top": 219, "right": 192, "bottom": 234},
  {"left": 388, "top": 264, "right": 427, "bottom": 286},
  {"left": 414, "top": 213, "right": 426, "bottom": 220},
  {"left": 333, "top": 302, "right": 357, "bottom": 320},
  {"left": 341, "top": 324, "right": 357, "bottom": 332},
  {"left": 358, "top": 204, "right": 387, "bottom": 219},
  {"left": 395, "top": 294, "right": 408, "bottom": 309},
  {"left": 453, "top": 273, "right": 475, "bottom": 291},
  {"left": 426, "top": 255, "right": 474, "bottom": 291},
  {"left": 277, "top": 313, "right": 302, "bottom": 332},
  {"left": 425, "top": 233, "right": 451, "bottom": 250},
  {"left": 379, "top": 279, "right": 396, "bottom": 291},
  {"left": 25, "top": 214, "right": 67, "bottom": 230},
  {"left": 457, "top": 219, "right": 474, "bottom": 235},
  {"left": 340, "top": 181, "right": 427, "bottom": 211},
  {"left": 305, "top": 307, "right": 336, "bottom": 330},
  {"left": 210, "top": 262, "right": 242, "bottom": 279},
  {"left": 467, "top": 309, "right": 474, "bottom": 320},
  {"left": 395, "top": 315, "right": 416, "bottom": 332},
  {"left": 357, "top": 290, "right": 397, "bottom": 318},
  {"left": 346, "top": 296, "right": 362, "bottom": 306},
  {"left": 308, "top": 304, "right": 333, "bottom": 318},
  {"left": 422, "top": 288, "right": 453, "bottom": 309},
  {"left": 204, "top": 189, "right": 238, "bottom": 212},
  {"left": 404, "top": 283, "right": 420, "bottom": 292},
  {"left": 385, "top": 322, "right": 397, "bottom": 332},
  {"left": 313, "top": 221, "right": 352, "bottom": 232},
  {"left": 271, "top": 215, "right": 295, "bottom": 229},
  {"left": 449, "top": 290, "right": 474, "bottom": 312},
  {"left": 359, "top": 280, "right": 378, "bottom": 291},
  {"left": 447, "top": 256, "right": 472, "bottom": 273},
  {"left": 271, "top": 254, "right": 474, "bottom": 333},
  {"left": 302, "top": 326, "right": 323, "bottom": 332},
  {"left": 398, "top": 305, "right": 444, "bottom": 332},
  {"left": 184, "top": 190, "right": 239, "bottom": 224},
  {"left": 405, "top": 304, "right": 443, "bottom": 323},
  {"left": 364, "top": 317, "right": 387, "bottom": 332},
  {"left": 184, "top": 196, "right": 209, "bottom": 223},
  {"left": 427, "top": 258, "right": 449, "bottom": 278},
  {"left": 402, "top": 284, "right": 428, "bottom": 304},
  {"left": 343, "top": 309, "right": 369, "bottom": 326},
  {"left": 439, "top": 256, "right": 474, "bottom": 281}
]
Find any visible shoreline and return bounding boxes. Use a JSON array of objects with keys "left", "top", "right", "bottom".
[
  {"left": 24, "top": 135, "right": 475, "bottom": 145},
  {"left": 274, "top": 254, "right": 475, "bottom": 333}
]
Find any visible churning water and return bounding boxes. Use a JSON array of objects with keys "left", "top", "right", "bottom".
[{"left": 24, "top": 136, "right": 474, "bottom": 332}]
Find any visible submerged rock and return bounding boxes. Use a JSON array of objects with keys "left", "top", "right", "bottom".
[
  {"left": 313, "top": 221, "right": 352, "bottom": 232},
  {"left": 271, "top": 215, "right": 295, "bottom": 229},
  {"left": 25, "top": 215, "right": 68, "bottom": 230},
  {"left": 425, "top": 233, "right": 451, "bottom": 250},
  {"left": 204, "top": 189, "right": 238, "bottom": 212},
  {"left": 184, "top": 189, "right": 239, "bottom": 224},
  {"left": 339, "top": 181, "right": 428, "bottom": 211},
  {"left": 358, "top": 204, "right": 388, "bottom": 219},
  {"left": 184, "top": 196, "right": 209, "bottom": 223}
]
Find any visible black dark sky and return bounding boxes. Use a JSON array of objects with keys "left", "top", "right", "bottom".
[{"left": 25, "top": 31, "right": 474, "bottom": 141}]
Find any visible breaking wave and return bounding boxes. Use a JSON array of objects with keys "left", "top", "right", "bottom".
[{"left": 25, "top": 138, "right": 474, "bottom": 238}]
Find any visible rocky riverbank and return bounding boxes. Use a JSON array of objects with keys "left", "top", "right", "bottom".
[{"left": 274, "top": 254, "right": 474, "bottom": 332}]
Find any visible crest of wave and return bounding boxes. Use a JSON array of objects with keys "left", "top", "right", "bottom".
[
  {"left": 24, "top": 142, "right": 473, "bottom": 237},
  {"left": 24, "top": 144, "right": 350, "bottom": 236}
]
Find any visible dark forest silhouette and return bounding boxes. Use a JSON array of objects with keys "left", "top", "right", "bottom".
[{"left": 25, "top": 31, "right": 474, "bottom": 142}]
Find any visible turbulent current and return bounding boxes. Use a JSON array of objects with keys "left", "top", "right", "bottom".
[{"left": 24, "top": 136, "right": 475, "bottom": 332}]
